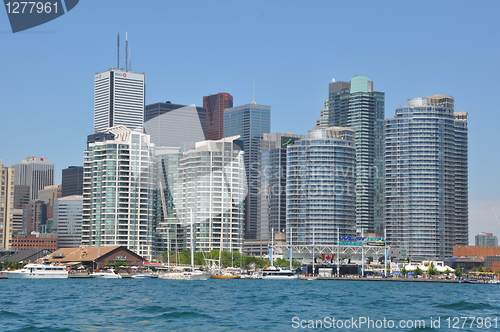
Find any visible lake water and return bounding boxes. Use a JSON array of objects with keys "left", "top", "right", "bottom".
[{"left": 1, "top": 279, "right": 499, "bottom": 331}]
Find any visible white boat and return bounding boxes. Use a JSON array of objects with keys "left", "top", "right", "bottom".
[
  {"left": 159, "top": 270, "right": 211, "bottom": 280},
  {"left": 0, "top": 262, "right": 68, "bottom": 279},
  {"left": 261, "top": 266, "right": 299, "bottom": 280},
  {"left": 90, "top": 269, "right": 122, "bottom": 279},
  {"left": 132, "top": 273, "right": 155, "bottom": 279}
]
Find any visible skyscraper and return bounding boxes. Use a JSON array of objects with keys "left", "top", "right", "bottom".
[
  {"left": 173, "top": 136, "right": 246, "bottom": 252},
  {"left": 13, "top": 157, "right": 54, "bottom": 201},
  {"left": 82, "top": 126, "right": 156, "bottom": 260},
  {"left": 0, "top": 160, "right": 14, "bottom": 249},
  {"left": 224, "top": 102, "right": 271, "bottom": 239},
  {"left": 326, "top": 76, "right": 385, "bottom": 236},
  {"left": 54, "top": 195, "right": 83, "bottom": 248},
  {"left": 94, "top": 69, "right": 145, "bottom": 133},
  {"left": 385, "top": 94, "right": 468, "bottom": 259},
  {"left": 259, "top": 132, "right": 306, "bottom": 239},
  {"left": 204, "top": 93, "right": 233, "bottom": 140},
  {"left": 62, "top": 166, "right": 83, "bottom": 197},
  {"left": 144, "top": 101, "right": 206, "bottom": 150},
  {"left": 287, "top": 127, "right": 357, "bottom": 245}
]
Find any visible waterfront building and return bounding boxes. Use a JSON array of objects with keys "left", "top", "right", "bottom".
[
  {"left": 385, "top": 94, "right": 468, "bottom": 260},
  {"left": 144, "top": 101, "right": 206, "bottom": 151},
  {"left": 94, "top": 69, "right": 145, "bottom": 133},
  {"left": 82, "top": 126, "right": 156, "bottom": 260},
  {"left": 22, "top": 200, "right": 47, "bottom": 234},
  {"left": 12, "top": 157, "right": 54, "bottom": 201},
  {"left": 258, "top": 132, "right": 306, "bottom": 239},
  {"left": 286, "top": 127, "right": 357, "bottom": 245},
  {"left": 224, "top": 102, "right": 271, "bottom": 239},
  {"left": 62, "top": 166, "right": 83, "bottom": 197},
  {"left": 54, "top": 195, "right": 83, "bottom": 248},
  {"left": 326, "top": 76, "right": 385, "bottom": 235},
  {"left": 0, "top": 161, "right": 15, "bottom": 249},
  {"left": 475, "top": 232, "right": 498, "bottom": 247},
  {"left": 173, "top": 136, "right": 246, "bottom": 252},
  {"left": 203, "top": 93, "right": 233, "bottom": 140}
]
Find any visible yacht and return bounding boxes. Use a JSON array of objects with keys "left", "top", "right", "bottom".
[
  {"left": 159, "top": 270, "right": 211, "bottom": 280},
  {"left": 90, "top": 269, "right": 122, "bottom": 279},
  {"left": 261, "top": 266, "right": 299, "bottom": 280},
  {"left": 0, "top": 262, "right": 68, "bottom": 279}
]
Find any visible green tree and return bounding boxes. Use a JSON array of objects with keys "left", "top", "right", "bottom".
[
  {"left": 427, "top": 262, "right": 438, "bottom": 276},
  {"left": 400, "top": 266, "right": 407, "bottom": 277},
  {"left": 454, "top": 265, "right": 462, "bottom": 277},
  {"left": 414, "top": 266, "right": 423, "bottom": 276}
]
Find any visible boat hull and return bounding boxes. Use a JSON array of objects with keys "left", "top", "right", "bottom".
[
  {"left": 1, "top": 271, "right": 68, "bottom": 279},
  {"left": 91, "top": 273, "right": 122, "bottom": 279},
  {"left": 159, "top": 272, "right": 211, "bottom": 280},
  {"left": 210, "top": 274, "right": 240, "bottom": 279}
]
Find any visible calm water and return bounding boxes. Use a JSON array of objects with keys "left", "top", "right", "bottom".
[{"left": 0, "top": 279, "right": 499, "bottom": 331}]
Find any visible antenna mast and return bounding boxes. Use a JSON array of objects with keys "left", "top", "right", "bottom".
[
  {"left": 117, "top": 33, "right": 120, "bottom": 69},
  {"left": 252, "top": 75, "right": 256, "bottom": 104},
  {"left": 125, "top": 31, "right": 129, "bottom": 71}
]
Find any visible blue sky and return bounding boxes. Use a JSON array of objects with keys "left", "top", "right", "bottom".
[{"left": 1, "top": 0, "right": 499, "bottom": 243}]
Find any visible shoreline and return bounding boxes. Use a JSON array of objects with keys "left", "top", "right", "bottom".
[{"left": 300, "top": 276, "right": 464, "bottom": 283}]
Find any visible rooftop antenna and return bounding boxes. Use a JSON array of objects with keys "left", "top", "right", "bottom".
[
  {"left": 252, "top": 75, "right": 256, "bottom": 104},
  {"left": 125, "top": 31, "right": 129, "bottom": 71},
  {"left": 117, "top": 33, "right": 120, "bottom": 69}
]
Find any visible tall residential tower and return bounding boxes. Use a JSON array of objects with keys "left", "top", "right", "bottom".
[
  {"left": 326, "top": 76, "right": 385, "bottom": 236},
  {"left": 385, "top": 95, "right": 468, "bottom": 259}
]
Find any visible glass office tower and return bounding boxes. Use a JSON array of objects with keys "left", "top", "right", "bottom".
[
  {"left": 94, "top": 70, "right": 145, "bottom": 133},
  {"left": 224, "top": 103, "right": 271, "bottom": 239},
  {"left": 385, "top": 95, "right": 468, "bottom": 259}
]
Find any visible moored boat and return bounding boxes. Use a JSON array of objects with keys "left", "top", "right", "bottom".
[
  {"left": 261, "top": 266, "right": 299, "bottom": 280},
  {"left": 0, "top": 262, "right": 68, "bottom": 279},
  {"left": 90, "top": 269, "right": 122, "bottom": 279}
]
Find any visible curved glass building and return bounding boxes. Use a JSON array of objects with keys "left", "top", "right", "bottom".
[
  {"left": 286, "top": 127, "right": 357, "bottom": 246},
  {"left": 385, "top": 95, "right": 468, "bottom": 259}
]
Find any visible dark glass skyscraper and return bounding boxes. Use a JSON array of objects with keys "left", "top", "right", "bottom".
[
  {"left": 62, "top": 166, "right": 83, "bottom": 197},
  {"left": 327, "top": 76, "right": 385, "bottom": 236},
  {"left": 204, "top": 93, "right": 233, "bottom": 140},
  {"left": 385, "top": 95, "right": 468, "bottom": 259},
  {"left": 224, "top": 102, "right": 271, "bottom": 239},
  {"left": 144, "top": 101, "right": 206, "bottom": 150}
]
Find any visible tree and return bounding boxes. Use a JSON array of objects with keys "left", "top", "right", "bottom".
[
  {"left": 427, "top": 262, "right": 438, "bottom": 276},
  {"left": 400, "top": 266, "right": 407, "bottom": 277},
  {"left": 454, "top": 265, "right": 462, "bottom": 277},
  {"left": 414, "top": 266, "right": 423, "bottom": 276}
]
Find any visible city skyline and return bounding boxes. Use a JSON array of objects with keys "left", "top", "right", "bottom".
[{"left": 2, "top": 1, "right": 500, "bottom": 243}]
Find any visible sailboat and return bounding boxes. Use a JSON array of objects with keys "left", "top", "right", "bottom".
[{"left": 159, "top": 208, "right": 211, "bottom": 280}]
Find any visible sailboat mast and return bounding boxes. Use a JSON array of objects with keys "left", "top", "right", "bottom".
[{"left": 190, "top": 208, "right": 194, "bottom": 270}]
